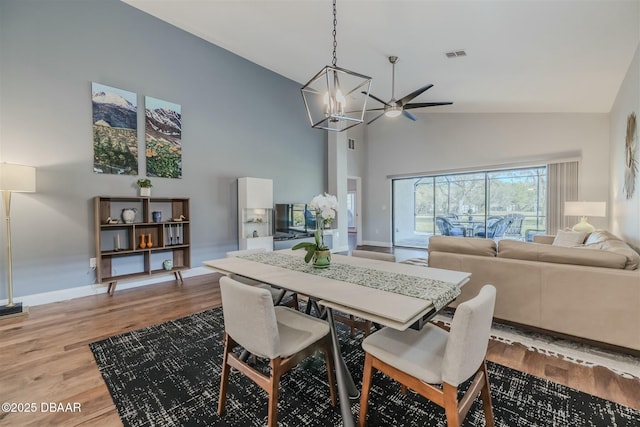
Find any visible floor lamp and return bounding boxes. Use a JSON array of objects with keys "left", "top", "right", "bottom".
[{"left": 0, "top": 163, "right": 36, "bottom": 317}]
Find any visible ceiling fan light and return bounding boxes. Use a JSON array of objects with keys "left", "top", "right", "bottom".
[{"left": 385, "top": 109, "right": 402, "bottom": 118}]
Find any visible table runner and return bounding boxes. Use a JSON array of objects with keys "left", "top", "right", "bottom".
[{"left": 238, "top": 252, "right": 460, "bottom": 310}]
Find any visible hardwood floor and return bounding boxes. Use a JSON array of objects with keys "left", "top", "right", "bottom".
[{"left": 1, "top": 272, "right": 638, "bottom": 426}]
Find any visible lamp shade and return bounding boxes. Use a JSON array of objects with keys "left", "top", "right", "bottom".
[
  {"left": 0, "top": 163, "right": 36, "bottom": 192},
  {"left": 564, "top": 201, "right": 606, "bottom": 217}
]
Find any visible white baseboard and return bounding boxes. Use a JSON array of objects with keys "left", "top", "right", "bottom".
[
  {"left": 1, "top": 267, "right": 214, "bottom": 307},
  {"left": 361, "top": 240, "right": 393, "bottom": 248}
]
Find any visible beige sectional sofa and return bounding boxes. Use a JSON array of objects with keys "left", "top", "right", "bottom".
[{"left": 427, "top": 231, "right": 640, "bottom": 352}]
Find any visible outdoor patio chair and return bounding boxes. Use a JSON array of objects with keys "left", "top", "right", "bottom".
[
  {"left": 435, "top": 216, "right": 466, "bottom": 237},
  {"left": 503, "top": 214, "right": 525, "bottom": 239},
  {"left": 474, "top": 217, "right": 513, "bottom": 238}
]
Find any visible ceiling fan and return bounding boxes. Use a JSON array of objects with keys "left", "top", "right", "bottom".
[{"left": 365, "top": 56, "right": 453, "bottom": 124}]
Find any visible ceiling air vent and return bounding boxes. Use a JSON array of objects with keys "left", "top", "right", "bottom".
[{"left": 445, "top": 50, "right": 467, "bottom": 58}]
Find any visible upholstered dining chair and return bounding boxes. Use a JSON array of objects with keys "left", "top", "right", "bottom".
[
  {"left": 226, "top": 248, "right": 299, "bottom": 310},
  {"left": 358, "top": 285, "right": 497, "bottom": 427},
  {"left": 217, "top": 277, "right": 336, "bottom": 427},
  {"left": 332, "top": 250, "right": 397, "bottom": 338}
]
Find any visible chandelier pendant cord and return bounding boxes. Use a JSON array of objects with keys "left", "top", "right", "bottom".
[{"left": 332, "top": 0, "right": 337, "bottom": 67}]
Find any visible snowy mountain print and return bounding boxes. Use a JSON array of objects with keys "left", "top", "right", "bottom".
[
  {"left": 92, "top": 82, "right": 138, "bottom": 175},
  {"left": 145, "top": 96, "right": 182, "bottom": 179}
]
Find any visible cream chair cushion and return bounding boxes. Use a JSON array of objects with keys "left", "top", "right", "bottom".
[
  {"left": 361, "top": 285, "right": 497, "bottom": 387},
  {"left": 361, "top": 324, "right": 448, "bottom": 384},
  {"left": 274, "top": 306, "right": 330, "bottom": 358},
  {"left": 219, "top": 277, "right": 329, "bottom": 359}
]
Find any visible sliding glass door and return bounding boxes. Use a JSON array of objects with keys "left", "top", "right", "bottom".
[{"left": 392, "top": 166, "right": 547, "bottom": 248}]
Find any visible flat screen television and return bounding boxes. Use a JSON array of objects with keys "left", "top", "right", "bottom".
[{"left": 274, "top": 203, "right": 315, "bottom": 240}]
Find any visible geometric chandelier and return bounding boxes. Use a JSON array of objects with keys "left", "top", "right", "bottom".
[{"left": 301, "top": 0, "right": 372, "bottom": 132}]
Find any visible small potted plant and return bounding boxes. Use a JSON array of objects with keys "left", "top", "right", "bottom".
[{"left": 136, "top": 178, "right": 152, "bottom": 197}]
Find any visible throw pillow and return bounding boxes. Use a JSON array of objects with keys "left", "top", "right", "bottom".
[{"left": 552, "top": 230, "right": 588, "bottom": 247}]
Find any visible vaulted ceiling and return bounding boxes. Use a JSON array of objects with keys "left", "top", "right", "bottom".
[{"left": 123, "top": 0, "right": 639, "bottom": 114}]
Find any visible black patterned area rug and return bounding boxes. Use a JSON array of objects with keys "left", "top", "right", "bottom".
[{"left": 90, "top": 308, "right": 640, "bottom": 427}]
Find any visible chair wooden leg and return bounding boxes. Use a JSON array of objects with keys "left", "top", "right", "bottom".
[
  {"left": 443, "top": 382, "right": 461, "bottom": 427},
  {"left": 480, "top": 361, "right": 495, "bottom": 427},
  {"left": 217, "top": 333, "right": 232, "bottom": 415},
  {"left": 358, "top": 353, "right": 376, "bottom": 427},
  {"left": 291, "top": 293, "right": 300, "bottom": 311},
  {"left": 267, "top": 359, "right": 281, "bottom": 427},
  {"left": 363, "top": 320, "right": 372, "bottom": 337},
  {"left": 322, "top": 339, "right": 337, "bottom": 406},
  {"left": 349, "top": 315, "right": 356, "bottom": 337}
]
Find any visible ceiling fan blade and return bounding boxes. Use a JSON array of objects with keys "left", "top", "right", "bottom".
[
  {"left": 396, "top": 84, "right": 433, "bottom": 106},
  {"left": 365, "top": 108, "right": 386, "bottom": 112},
  {"left": 367, "top": 112, "right": 385, "bottom": 125},
  {"left": 402, "top": 110, "right": 417, "bottom": 121},
  {"left": 362, "top": 91, "right": 389, "bottom": 106},
  {"left": 403, "top": 101, "right": 453, "bottom": 109}
]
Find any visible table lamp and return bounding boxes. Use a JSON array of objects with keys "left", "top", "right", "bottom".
[
  {"left": 564, "top": 201, "right": 606, "bottom": 233},
  {"left": 0, "top": 163, "right": 36, "bottom": 317}
]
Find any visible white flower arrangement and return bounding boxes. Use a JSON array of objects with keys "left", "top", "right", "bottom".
[
  {"left": 309, "top": 192, "right": 338, "bottom": 226},
  {"left": 293, "top": 192, "right": 338, "bottom": 262}
]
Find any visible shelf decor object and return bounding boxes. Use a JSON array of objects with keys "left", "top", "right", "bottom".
[
  {"left": 94, "top": 196, "right": 190, "bottom": 295},
  {"left": 564, "top": 201, "right": 606, "bottom": 233},
  {"left": 0, "top": 163, "right": 36, "bottom": 317},
  {"left": 136, "top": 178, "right": 152, "bottom": 197},
  {"left": 300, "top": 0, "right": 372, "bottom": 132}
]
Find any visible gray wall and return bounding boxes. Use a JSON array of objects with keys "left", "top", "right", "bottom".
[
  {"left": 0, "top": 0, "right": 325, "bottom": 298},
  {"left": 360, "top": 113, "right": 611, "bottom": 245}
]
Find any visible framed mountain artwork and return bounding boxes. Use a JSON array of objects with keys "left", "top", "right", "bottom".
[
  {"left": 145, "top": 96, "right": 182, "bottom": 179},
  {"left": 92, "top": 82, "right": 138, "bottom": 175}
]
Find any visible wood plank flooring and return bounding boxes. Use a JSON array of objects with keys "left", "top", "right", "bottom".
[{"left": 0, "top": 272, "right": 638, "bottom": 426}]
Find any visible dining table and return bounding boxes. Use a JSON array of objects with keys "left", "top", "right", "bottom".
[{"left": 203, "top": 249, "right": 471, "bottom": 427}]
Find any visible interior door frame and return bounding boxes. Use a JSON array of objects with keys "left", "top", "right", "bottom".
[{"left": 348, "top": 176, "right": 362, "bottom": 246}]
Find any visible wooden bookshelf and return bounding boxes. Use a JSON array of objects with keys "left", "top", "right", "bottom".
[{"left": 94, "top": 196, "right": 191, "bottom": 295}]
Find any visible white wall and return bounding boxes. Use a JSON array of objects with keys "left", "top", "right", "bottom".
[
  {"left": 362, "top": 113, "right": 610, "bottom": 245},
  {"left": 609, "top": 44, "right": 640, "bottom": 249}
]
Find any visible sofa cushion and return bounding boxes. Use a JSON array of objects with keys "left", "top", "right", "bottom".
[
  {"left": 498, "top": 240, "right": 627, "bottom": 269},
  {"left": 552, "top": 230, "right": 588, "bottom": 247},
  {"left": 584, "top": 230, "right": 620, "bottom": 245},
  {"left": 583, "top": 239, "right": 640, "bottom": 270},
  {"left": 428, "top": 236, "right": 497, "bottom": 257}
]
